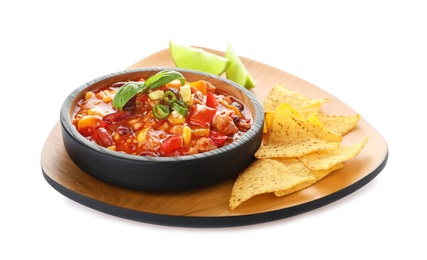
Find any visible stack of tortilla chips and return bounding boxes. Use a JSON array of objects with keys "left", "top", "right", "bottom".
[{"left": 229, "top": 84, "right": 367, "bottom": 210}]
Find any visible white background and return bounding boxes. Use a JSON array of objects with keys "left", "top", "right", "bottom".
[{"left": 1, "top": 0, "right": 425, "bottom": 259}]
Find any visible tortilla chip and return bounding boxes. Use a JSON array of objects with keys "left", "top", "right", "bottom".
[
  {"left": 299, "top": 138, "right": 368, "bottom": 170},
  {"left": 306, "top": 113, "right": 342, "bottom": 142},
  {"left": 272, "top": 158, "right": 344, "bottom": 197},
  {"left": 318, "top": 113, "right": 360, "bottom": 136},
  {"left": 298, "top": 102, "right": 325, "bottom": 118},
  {"left": 255, "top": 140, "right": 340, "bottom": 158},
  {"left": 272, "top": 157, "right": 310, "bottom": 175},
  {"left": 229, "top": 83, "right": 367, "bottom": 210},
  {"left": 309, "top": 163, "right": 344, "bottom": 180},
  {"left": 271, "top": 157, "right": 316, "bottom": 196},
  {"left": 255, "top": 103, "right": 340, "bottom": 158},
  {"left": 229, "top": 159, "right": 315, "bottom": 210},
  {"left": 263, "top": 111, "right": 275, "bottom": 133},
  {"left": 263, "top": 84, "right": 328, "bottom": 115}
]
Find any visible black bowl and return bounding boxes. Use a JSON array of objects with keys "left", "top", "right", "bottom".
[{"left": 60, "top": 68, "right": 264, "bottom": 192}]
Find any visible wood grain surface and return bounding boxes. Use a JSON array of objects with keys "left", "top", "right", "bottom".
[{"left": 41, "top": 47, "right": 388, "bottom": 221}]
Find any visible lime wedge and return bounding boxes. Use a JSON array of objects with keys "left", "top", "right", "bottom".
[
  {"left": 169, "top": 41, "right": 230, "bottom": 76},
  {"left": 225, "top": 43, "right": 255, "bottom": 90}
]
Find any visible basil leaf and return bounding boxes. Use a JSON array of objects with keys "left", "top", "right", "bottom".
[
  {"left": 112, "top": 70, "right": 186, "bottom": 110},
  {"left": 112, "top": 81, "right": 145, "bottom": 110},
  {"left": 145, "top": 70, "right": 186, "bottom": 90}
]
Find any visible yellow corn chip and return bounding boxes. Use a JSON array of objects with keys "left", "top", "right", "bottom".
[
  {"left": 309, "top": 162, "right": 344, "bottom": 180},
  {"left": 255, "top": 141, "right": 340, "bottom": 158},
  {"left": 318, "top": 113, "right": 360, "bottom": 136},
  {"left": 272, "top": 158, "right": 344, "bottom": 197},
  {"left": 300, "top": 138, "right": 368, "bottom": 170},
  {"left": 263, "top": 84, "right": 328, "bottom": 114},
  {"left": 229, "top": 83, "right": 367, "bottom": 210},
  {"left": 263, "top": 111, "right": 275, "bottom": 133},
  {"left": 268, "top": 105, "right": 315, "bottom": 144},
  {"left": 229, "top": 159, "right": 315, "bottom": 210},
  {"left": 255, "top": 103, "right": 340, "bottom": 158},
  {"left": 306, "top": 113, "right": 342, "bottom": 142}
]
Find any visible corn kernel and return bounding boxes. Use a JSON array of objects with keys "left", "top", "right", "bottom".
[
  {"left": 103, "top": 96, "right": 112, "bottom": 103},
  {"left": 182, "top": 126, "right": 191, "bottom": 145},
  {"left": 137, "top": 128, "right": 149, "bottom": 143},
  {"left": 87, "top": 108, "right": 104, "bottom": 117},
  {"left": 84, "top": 91, "right": 94, "bottom": 100},
  {"left": 87, "top": 108, "right": 95, "bottom": 115}
]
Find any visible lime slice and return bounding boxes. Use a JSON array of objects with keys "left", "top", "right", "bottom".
[
  {"left": 169, "top": 41, "right": 230, "bottom": 76},
  {"left": 225, "top": 43, "right": 255, "bottom": 90}
]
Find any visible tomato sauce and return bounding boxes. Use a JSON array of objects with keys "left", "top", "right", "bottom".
[{"left": 73, "top": 78, "right": 253, "bottom": 157}]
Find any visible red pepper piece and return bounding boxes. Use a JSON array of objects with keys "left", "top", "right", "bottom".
[
  {"left": 209, "top": 130, "right": 228, "bottom": 147},
  {"left": 159, "top": 135, "right": 183, "bottom": 155},
  {"left": 206, "top": 91, "right": 218, "bottom": 108},
  {"left": 188, "top": 104, "right": 217, "bottom": 127}
]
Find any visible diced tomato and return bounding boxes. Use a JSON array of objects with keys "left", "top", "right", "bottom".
[
  {"left": 206, "top": 91, "right": 218, "bottom": 108},
  {"left": 159, "top": 135, "right": 183, "bottom": 155},
  {"left": 209, "top": 130, "right": 228, "bottom": 147},
  {"left": 188, "top": 104, "right": 217, "bottom": 127}
]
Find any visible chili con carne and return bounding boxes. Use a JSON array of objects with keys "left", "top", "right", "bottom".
[{"left": 72, "top": 71, "right": 253, "bottom": 157}]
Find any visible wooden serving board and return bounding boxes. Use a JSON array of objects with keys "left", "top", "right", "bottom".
[{"left": 41, "top": 47, "right": 388, "bottom": 227}]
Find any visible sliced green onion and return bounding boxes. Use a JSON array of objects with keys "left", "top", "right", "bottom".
[
  {"left": 164, "top": 90, "right": 177, "bottom": 106},
  {"left": 171, "top": 102, "right": 188, "bottom": 117},
  {"left": 152, "top": 104, "right": 170, "bottom": 119}
]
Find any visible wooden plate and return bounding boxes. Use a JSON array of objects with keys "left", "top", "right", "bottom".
[{"left": 41, "top": 47, "right": 388, "bottom": 227}]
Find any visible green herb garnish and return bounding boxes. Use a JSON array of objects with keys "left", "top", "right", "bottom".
[{"left": 112, "top": 69, "right": 186, "bottom": 110}]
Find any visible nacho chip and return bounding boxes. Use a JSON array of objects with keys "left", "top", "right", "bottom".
[
  {"left": 272, "top": 157, "right": 343, "bottom": 197},
  {"left": 267, "top": 104, "right": 316, "bottom": 144},
  {"left": 263, "top": 84, "right": 328, "bottom": 116},
  {"left": 229, "top": 83, "right": 367, "bottom": 210},
  {"left": 271, "top": 157, "right": 316, "bottom": 197},
  {"left": 309, "top": 162, "right": 344, "bottom": 180},
  {"left": 255, "top": 103, "right": 340, "bottom": 158},
  {"left": 273, "top": 157, "right": 310, "bottom": 176},
  {"left": 318, "top": 113, "right": 360, "bottom": 136},
  {"left": 263, "top": 111, "right": 275, "bottom": 133},
  {"left": 306, "top": 113, "right": 342, "bottom": 142},
  {"left": 255, "top": 141, "right": 340, "bottom": 158},
  {"left": 229, "top": 159, "right": 315, "bottom": 210},
  {"left": 299, "top": 138, "right": 368, "bottom": 170}
]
